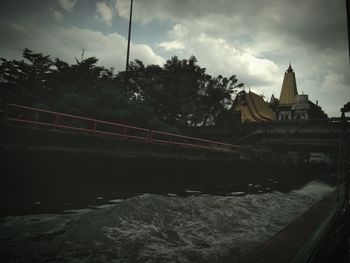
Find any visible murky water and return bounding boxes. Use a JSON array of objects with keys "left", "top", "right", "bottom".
[{"left": 0, "top": 181, "right": 334, "bottom": 263}]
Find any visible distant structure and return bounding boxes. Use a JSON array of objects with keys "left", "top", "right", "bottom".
[
  {"left": 232, "top": 90, "right": 276, "bottom": 123},
  {"left": 232, "top": 63, "right": 327, "bottom": 123},
  {"left": 274, "top": 63, "right": 327, "bottom": 120}
]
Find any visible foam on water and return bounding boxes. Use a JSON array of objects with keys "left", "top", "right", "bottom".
[{"left": 0, "top": 181, "right": 335, "bottom": 263}]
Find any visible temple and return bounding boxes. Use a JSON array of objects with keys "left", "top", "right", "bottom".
[
  {"left": 277, "top": 63, "right": 308, "bottom": 120},
  {"left": 275, "top": 63, "right": 327, "bottom": 120},
  {"left": 231, "top": 63, "right": 327, "bottom": 123},
  {"left": 231, "top": 90, "right": 276, "bottom": 123}
]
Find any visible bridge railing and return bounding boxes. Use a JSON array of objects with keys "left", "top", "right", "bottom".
[
  {"left": 3, "top": 103, "right": 239, "bottom": 153},
  {"left": 151, "top": 130, "right": 235, "bottom": 151}
]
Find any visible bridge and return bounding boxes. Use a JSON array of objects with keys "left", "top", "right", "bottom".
[
  {"left": 238, "top": 118, "right": 349, "bottom": 153},
  {"left": 1, "top": 103, "right": 239, "bottom": 155},
  {"left": 3, "top": 103, "right": 349, "bottom": 158},
  {"left": 188, "top": 117, "right": 350, "bottom": 155},
  {"left": 0, "top": 103, "right": 338, "bottom": 206}
]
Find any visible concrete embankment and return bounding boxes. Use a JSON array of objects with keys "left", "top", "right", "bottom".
[{"left": 1, "top": 124, "right": 335, "bottom": 186}]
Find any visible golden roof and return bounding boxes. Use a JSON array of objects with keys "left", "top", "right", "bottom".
[
  {"left": 233, "top": 91, "right": 276, "bottom": 123},
  {"left": 279, "top": 63, "right": 298, "bottom": 105}
]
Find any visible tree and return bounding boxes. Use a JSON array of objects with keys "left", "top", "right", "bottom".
[
  {"left": 114, "top": 55, "right": 244, "bottom": 128},
  {"left": 0, "top": 48, "right": 54, "bottom": 107},
  {"left": 129, "top": 55, "right": 207, "bottom": 128},
  {"left": 0, "top": 49, "right": 244, "bottom": 131},
  {"left": 199, "top": 74, "right": 243, "bottom": 126}
]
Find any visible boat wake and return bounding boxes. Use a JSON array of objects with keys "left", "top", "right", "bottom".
[{"left": 0, "top": 181, "right": 334, "bottom": 263}]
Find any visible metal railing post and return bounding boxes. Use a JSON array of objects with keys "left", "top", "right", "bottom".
[
  {"left": 2, "top": 103, "right": 8, "bottom": 122},
  {"left": 148, "top": 129, "right": 153, "bottom": 142},
  {"left": 54, "top": 115, "right": 59, "bottom": 129},
  {"left": 93, "top": 122, "right": 97, "bottom": 134}
]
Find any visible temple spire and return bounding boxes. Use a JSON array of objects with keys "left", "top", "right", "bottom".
[{"left": 279, "top": 63, "right": 298, "bottom": 105}]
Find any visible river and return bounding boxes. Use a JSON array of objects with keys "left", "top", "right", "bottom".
[{"left": 0, "top": 180, "right": 335, "bottom": 263}]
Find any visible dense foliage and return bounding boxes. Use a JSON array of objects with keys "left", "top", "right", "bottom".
[{"left": 0, "top": 49, "right": 243, "bottom": 131}]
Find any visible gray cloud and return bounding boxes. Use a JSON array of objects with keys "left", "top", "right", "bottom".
[
  {"left": 0, "top": 23, "right": 33, "bottom": 58},
  {"left": 116, "top": 0, "right": 347, "bottom": 52},
  {"left": 50, "top": 8, "right": 64, "bottom": 21},
  {"left": 0, "top": 22, "right": 164, "bottom": 72},
  {"left": 58, "top": 0, "right": 77, "bottom": 12},
  {"left": 96, "top": 2, "right": 114, "bottom": 26}
]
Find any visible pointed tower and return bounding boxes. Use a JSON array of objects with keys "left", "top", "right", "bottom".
[
  {"left": 279, "top": 63, "right": 298, "bottom": 105},
  {"left": 275, "top": 63, "right": 327, "bottom": 121}
]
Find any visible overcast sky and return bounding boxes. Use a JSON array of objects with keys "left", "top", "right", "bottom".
[{"left": 0, "top": 0, "right": 349, "bottom": 117}]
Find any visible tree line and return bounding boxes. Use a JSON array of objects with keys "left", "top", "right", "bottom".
[{"left": 0, "top": 49, "right": 243, "bottom": 131}]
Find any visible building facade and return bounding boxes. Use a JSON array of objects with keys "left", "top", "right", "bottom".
[
  {"left": 232, "top": 63, "right": 327, "bottom": 124},
  {"left": 276, "top": 64, "right": 326, "bottom": 120}
]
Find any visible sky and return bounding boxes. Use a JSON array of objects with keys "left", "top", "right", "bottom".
[{"left": 0, "top": 0, "right": 349, "bottom": 117}]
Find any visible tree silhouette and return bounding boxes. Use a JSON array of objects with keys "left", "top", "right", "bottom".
[{"left": 0, "top": 49, "right": 243, "bottom": 131}]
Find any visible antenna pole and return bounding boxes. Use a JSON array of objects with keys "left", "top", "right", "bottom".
[{"left": 125, "top": 0, "right": 133, "bottom": 72}]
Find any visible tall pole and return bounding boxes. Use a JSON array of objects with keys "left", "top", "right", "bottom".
[
  {"left": 346, "top": 0, "right": 350, "bottom": 63},
  {"left": 340, "top": 102, "right": 350, "bottom": 206},
  {"left": 125, "top": 0, "right": 133, "bottom": 72}
]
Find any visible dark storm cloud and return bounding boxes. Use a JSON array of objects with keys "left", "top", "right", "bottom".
[
  {"left": 262, "top": 1, "right": 346, "bottom": 50},
  {"left": 119, "top": 0, "right": 347, "bottom": 52},
  {"left": 0, "top": 0, "right": 52, "bottom": 18},
  {"left": 0, "top": 23, "right": 29, "bottom": 51}
]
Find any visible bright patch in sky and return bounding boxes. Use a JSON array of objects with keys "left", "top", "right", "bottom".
[
  {"left": 96, "top": 2, "right": 114, "bottom": 26},
  {"left": 58, "top": 0, "right": 77, "bottom": 12}
]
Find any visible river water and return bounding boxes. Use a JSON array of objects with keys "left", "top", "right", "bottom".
[{"left": 0, "top": 180, "right": 334, "bottom": 263}]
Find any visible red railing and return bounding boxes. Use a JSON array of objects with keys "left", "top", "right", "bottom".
[{"left": 3, "top": 103, "right": 239, "bottom": 153}]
